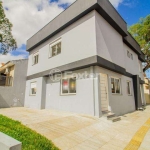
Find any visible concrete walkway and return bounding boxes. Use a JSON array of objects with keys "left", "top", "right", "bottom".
[{"left": 0, "top": 106, "right": 150, "bottom": 150}]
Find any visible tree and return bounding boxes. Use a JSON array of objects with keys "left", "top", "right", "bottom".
[
  {"left": 0, "top": 1, "right": 17, "bottom": 54},
  {"left": 129, "top": 15, "right": 150, "bottom": 72}
]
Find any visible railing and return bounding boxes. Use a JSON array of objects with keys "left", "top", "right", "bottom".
[{"left": 0, "top": 75, "right": 13, "bottom": 86}]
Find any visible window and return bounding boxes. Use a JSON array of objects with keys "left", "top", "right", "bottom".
[
  {"left": 127, "top": 50, "right": 133, "bottom": 60},
  {"left": 49, "top": 40, "right": 61, "bottom": 57},
  {"left": 61, "top": 77, "right": 76, "bottom": 95},
  {"left": 111, "top": 77, "right": 121, "bottom": 94},
  {"left": 131, "top": 54, "right": 133, "bottom": 60},
  {"left": 127, "top": 51, "right": 130, "bottom": 58},
  {"left": 30, "top": 82, "right": 37, "bottom": 95},
  {"left": 127, "top": 81, "right": 132, "bottom": 95},
  {"left": 33, "top": 52, "right": 39, "bottom": 65}
]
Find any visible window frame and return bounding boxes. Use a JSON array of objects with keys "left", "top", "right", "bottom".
[
  {"left": 127, "top": 51, "right": 130, "bottom": 58},
  {"left": 32, "top": 52, "right": 39, "bottom": 65},
  {"left": 127, "top": 50, "right": 133, "bottom": 60},
  {"left": 111, "top": 77, "right": 121, "bottom": 95},
  {"left": 60, "top": 77, "right": 76, "bottom": 96},
  {"left": 49, "top": 39, "right": 61, "bottom": 58},
  {"left": 131, "top": 54, "right": 133, "bottom": 60},
  {"left": 30, "top": 82, "right": 37, "bottom": 96},
  {"left": 127, "top": 81, "right": 132, "bottom": 96}
]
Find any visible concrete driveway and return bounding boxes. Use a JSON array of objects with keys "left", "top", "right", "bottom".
[{"left": 0, "top": 106, "right": 150, "bottom": 150}]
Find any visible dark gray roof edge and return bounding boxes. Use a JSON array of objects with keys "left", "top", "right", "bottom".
[
  {"left": 27, "top": 0, "right": 78, "bottom": 42},
  {"left": 26, "top": 55, "right": 135, "bottom": 80},
  {"left": 27, "top": 0, "right": 127, "bottom": 43},
  {"left": 26, "top": 0, "right": 128, "bottom": 51}
]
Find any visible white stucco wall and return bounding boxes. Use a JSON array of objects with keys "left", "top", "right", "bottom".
[
  {"left": 95, "top": 11, "right": 125, "bottom": 69},
  {"left": 139, "top": 60, "right": 144, "bottom": 80},
  {"left": 95, "top": 11, "right": 143, "bottom": 77},
  {"left": 27, "top": 10, "right": 97, "bottom": 76},
  {"left": 45, "top": 68, "right": 95, "bottom": 116},
  {"left": 123, "top": 43, "right": 139, "bottom": 75},
  {"left": 95, "top": 66, "right": 136, "bottom": 116},
  {"left": 24, "top": 77, "right": 46, "bottom": 109}
]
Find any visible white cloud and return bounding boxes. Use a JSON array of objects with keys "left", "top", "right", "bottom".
[
  {"left": 0, "top": 53, "right": 26, "bottom": 64},
  {"left": 109, "top": 0, "right": 124, "bottom": 8},
  {"left": 2, "top": 0, "right": 64, "bottom": 47},
  {"left": 2, "top": 0, "right": 123, "bottom": 48}
]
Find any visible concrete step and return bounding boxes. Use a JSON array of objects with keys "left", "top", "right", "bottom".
[
  {"left": 102, "top": 111, "right": 111, "bottom": 114},
  {"left": 108, "top": 116, "right": 121, "bottom": 122},
  {"left": 103, "top": 113, "right": 116, "bottom": 119}
]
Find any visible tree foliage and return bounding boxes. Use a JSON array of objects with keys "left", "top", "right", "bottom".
[
  {"left": 128, "top": 15, "right": 150, "bottom": 72},
  {"left": 0, "top": 1, "right": 17, "bottom": 54}
]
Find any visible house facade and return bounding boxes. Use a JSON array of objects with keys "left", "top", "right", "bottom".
[
  {"left": 0, "top": 59, "right": 28, "bottom": 108},
  {"left": 25, "top": 0, "right": 145, "bottom": 117},
  {"left": 144, "top": 77, "right": 150, "bottom": 104}
]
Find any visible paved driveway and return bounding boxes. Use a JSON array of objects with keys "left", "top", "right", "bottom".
[{"left": 0, "top": 106, "right": 150, "bottom": 150}]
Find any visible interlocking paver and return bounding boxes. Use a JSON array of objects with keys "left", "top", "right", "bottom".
[{"left": 0, "top": 106, "right": 150, "bottom": 150}]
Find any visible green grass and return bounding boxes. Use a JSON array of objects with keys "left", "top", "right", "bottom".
[{"left": 0, "top": 115, "right": 59, "bottom": 150}]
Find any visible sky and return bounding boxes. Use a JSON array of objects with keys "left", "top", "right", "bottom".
[{"left": 0, "top": 0, "right": 150, "bottom": 76}]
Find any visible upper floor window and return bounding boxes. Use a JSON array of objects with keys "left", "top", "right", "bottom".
[
  {"left": 131, "top": 54, "right": 133, "bottom": 60},
  {"left": 49, "top": 39, "right": 61, "bottom": 57},
  {"left": 33, "top": 52, "right": 39, "bottom": 65},
  {"left": 127, "top": 50, "right": 133, "bottom": 60},
  {"left": 111, "top": 77, "right": 121, "bottom": 94},
  {"left": 127, "top": 81, "right": 132, "bottom": 95}
]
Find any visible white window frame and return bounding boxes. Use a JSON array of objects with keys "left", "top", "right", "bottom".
[
  {"left": 111, "top": 77, "right": 121, "bottom": 95},
  {"left": 60, "top": 77, "right": 76, "bottom": 96},
  {"left": 30, "top": 82, "right": 37, "bottom": 96},
  {"left": 127, "top": 81, "right": 132, "bottom": 96},
  {"left": 32, "top": 52, "right": 39, "bottom": 65},
  {"left": 49, "top": 39, "right": 61, "bottom": 58}
]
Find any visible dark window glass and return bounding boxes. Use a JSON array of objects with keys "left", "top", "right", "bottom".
[
  {"left": 51, "top": 42, "right": 61, "bottom": 57},
  {"left": 111, "top": 78, "right": 115, "bottom": 93},
  {"left": 69, "top": 78, "right": 76, "bottom": 93},
  {"left": 127, "top": 81, "right": 131, "bottom": 95},
  {"left": 115, "top": 79, "right": 120, "bottom": 94},
  {"left": 52, "top": 45, "right": 57, "bottom": 56},
  {"left": 62, "top": 79, "right": 69, "bottom": 94},
  {"left": 57, "top": 42, "right": 61, "bottom": 54}
]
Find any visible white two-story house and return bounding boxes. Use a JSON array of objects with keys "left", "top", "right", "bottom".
[{"left": 25, "top": 0, "right": 145, "bottom": 117}]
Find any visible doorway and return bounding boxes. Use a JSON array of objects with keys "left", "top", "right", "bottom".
[{"left": 100, "top": 74, "right": 109, "bottom": 111}]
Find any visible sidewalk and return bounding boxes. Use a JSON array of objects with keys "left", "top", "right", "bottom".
[{"left": 0, "top": 106, "right": 150, "bottom": 150}]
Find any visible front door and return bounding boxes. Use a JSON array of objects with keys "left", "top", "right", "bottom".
[{"left": 100, "top": 74, "right": 109, "bottom": 111}]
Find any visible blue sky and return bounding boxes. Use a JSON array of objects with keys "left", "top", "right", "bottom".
[
  {"left": 2, "top": 0, "right": 150, "bottom": 77},
  {"left": 118, "top": 0, "right": 150, "bottom": 26}
]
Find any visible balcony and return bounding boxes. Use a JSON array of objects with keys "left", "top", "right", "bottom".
[{"left": 0, "top": 75, "right": 13, "bottom": 86}]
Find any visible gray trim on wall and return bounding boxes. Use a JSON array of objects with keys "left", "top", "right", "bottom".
[
  {"left": 139, "top": 78, "right": 145, "bottom": 84},
  {"left": 27, "top": 55, "right": 136, "bottom": 80},
  {"left": 132, "top": 75, "right": 142, "bottom": 110},
  {"left": 27, "top": 0, "right": 128, "bottom": 52}
]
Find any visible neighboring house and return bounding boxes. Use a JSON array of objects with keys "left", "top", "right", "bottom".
[
  {"left": 25, "top": 0, "right": 146, "bottom": 117},
  {"left": 0, "top": 59, "right": 28, "bottom": 108},
  {"left": 144, "top": 77, "right": 150, "bottom": 104}
]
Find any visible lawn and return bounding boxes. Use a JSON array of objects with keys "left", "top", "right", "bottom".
[{"left": 0, "top": 115, "right": 59, "bottom": 150}]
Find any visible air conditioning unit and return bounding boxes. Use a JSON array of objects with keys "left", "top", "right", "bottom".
[{"left": 4, "top": 68, "right": 10, "bottom": 74}]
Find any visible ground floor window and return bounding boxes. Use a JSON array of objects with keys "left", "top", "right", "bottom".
[
  {"left": 111, "top": 77, "right": 121, "bottom": 94},
  {"left": 61, "top": 77, "right": 76, "bottom": 95},
  {"left": 30, "top": 82, "right": 37, "bottom": 95},
  {"left": 127, "top": 81, "right": 132, "bottom": 95}
]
